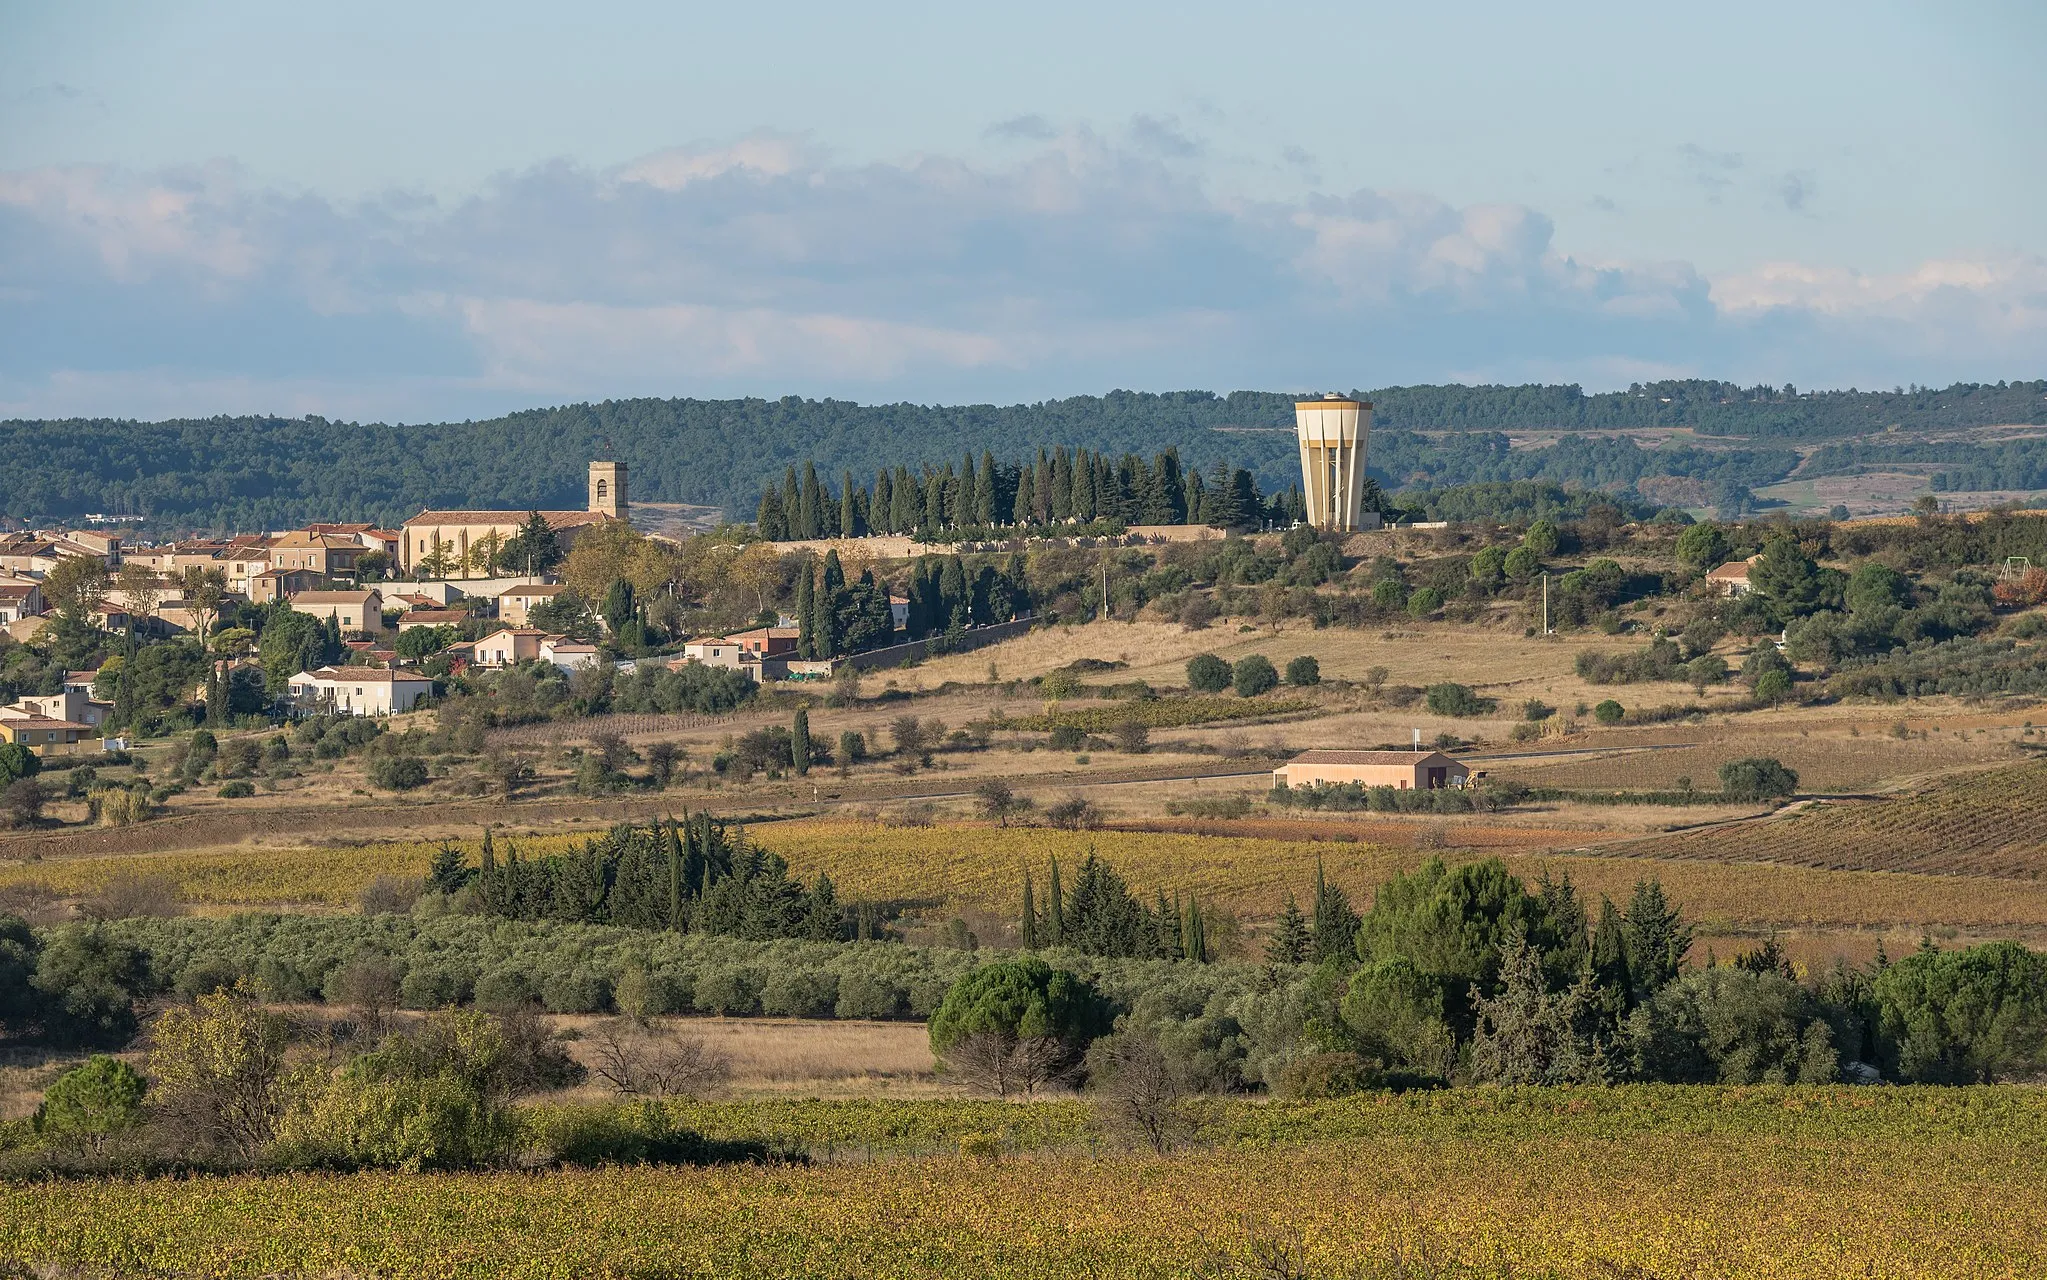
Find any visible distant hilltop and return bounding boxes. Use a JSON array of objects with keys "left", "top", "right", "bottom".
[{"left": 2, "top": 380, "right": 2043, "bottom": 534}]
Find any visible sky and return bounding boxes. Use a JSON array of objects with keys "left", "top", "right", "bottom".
[{"left": 1, "top": 0, "right": 2043, "bottom": 422}]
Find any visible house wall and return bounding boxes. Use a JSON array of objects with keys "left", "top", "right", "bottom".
[{"left": 1276, "top": 760, "right": 1472, "bottom": 790}]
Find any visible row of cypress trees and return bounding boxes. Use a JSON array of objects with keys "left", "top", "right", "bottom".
[
  {"left": 452, "top": 819, "right": 846, "bottom": 941},
  {"left": 1019, "top": 853, "right": 1210, "bottom": 963},
  {"left": 791, "top": 548, "right": 1033, "bottom": 659},
  {"left": 757, "top": 450, "right": 1308, "bottom": 540}
]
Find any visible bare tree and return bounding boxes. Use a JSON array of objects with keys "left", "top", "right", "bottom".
[
  {"left": 941, "top": 1031, "right": 1069, "bottom": 1099},
  {"left": 587, "top": 1019, "right": 730, "bottom": 1097},
  {"left": 1088, "top": 1030, "right": 1190, "bottom": 1153},
  {"left": 78, "top": 873, "right": 184, "bottom": 921},
  {"left": 327, "top": 956, "right": 404, "bottom": 1037}
]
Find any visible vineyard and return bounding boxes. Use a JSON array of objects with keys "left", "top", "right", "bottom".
[
  {"left": 1613, "top": 761, "right": 2047, "bottom": 879},
  {"left": 1492, "top": 729, "right": 2024, "bottom": 794},
  {"left": 994, "top": 694, "right": 1317, "bottom": 732},
  {"left": 6, "top": 1088, "right": 2043, "bottom": 1279},
  {"left": 752, "top": 818, "right": 2047, "bottom": 936}
]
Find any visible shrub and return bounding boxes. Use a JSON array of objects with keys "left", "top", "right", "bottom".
[
  {"left": 399, "top": 962, "right": 473, "bottom": 1010},
  {"left": 1231, "top": 655, "right": 1279, "bottom": 698},
  {"left": 1048, "top": 725, "right": 1086, "bottom": 751},
  {"left": 1593, "top": 699, "right": 1625, "bottom": 725},
  {"left": 1185, "top": 654, "right": 1231, "bottom": 693},
  {"left": 1285, "top": 655, "right": 1321, "bottom": 687},
  {"left": 693, "top": 966, "right": 762, "bottom": 1016},
  {"left": 834, "top": 972, "right": 904, "bottom": 1020},
  {"left": 1423, "top": 683, "right": 1495, "bottom": 717},
  {"left": 1718, "top": 757, "right": 1799, "bottom": 801},
  {"left": 1406, "top": 587, "right": 1443, "bottom": 618},
  {"left": 761, "top": 967, "right": 838, "bottom": 1018},
  {"left": 474, "top": 966, "right": 539, "bottom": 1013},
  {"left": 368, "top": 755, "right": 429, "bottom": 792},
  {"left": 539, "top": 967, "right": 612, "bottom": 1014},
  {"left": 217, "top": 780, "right": 256, "bottom": 799}
]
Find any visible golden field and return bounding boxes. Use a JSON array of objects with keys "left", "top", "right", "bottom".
[{"left": 6, "top": 1089, "right": 2044, "bottom": 1279}]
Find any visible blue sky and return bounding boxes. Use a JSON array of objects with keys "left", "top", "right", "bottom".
[{"left": 2, "top": 0, "right": 2043, "bottom": 421}]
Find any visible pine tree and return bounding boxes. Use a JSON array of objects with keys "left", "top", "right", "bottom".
[
  {"left": 791, "top": 709, "right": 811, "bottom": 775},
  {"left": 1021, "top": 869, "right": 1039, "bottom": 949},
  {"left": 1310, "top": 858, "right": 1359, "bottom": 961},
  {"left": 1265, "top": 893, "right": 1310, "bottom": 965},
  {"left": 1204, "top": 460, "right": 1242, "bottom": 528},
  {"left": 1622, "top": 878, "right": 1692, "bottom": 998},
  {"left": 1046, "top": 856, "right": 1065, "bottom": 946}
]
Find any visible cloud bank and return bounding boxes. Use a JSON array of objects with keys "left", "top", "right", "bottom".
[{"left": 1, "top": 126, "right": 2040, "bottom": 421}]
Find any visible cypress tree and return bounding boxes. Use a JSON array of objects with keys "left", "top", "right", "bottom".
[
  {"left": 480, "top": 828, "right": 497, "bottom": 916},
  {"left": 923, "top": 470, "right": 945, "bottom": 531},
  {"left": 957, "top": 452, "right": 978, "bottom": 527},
  {"left": 1590, "top": 896, "right": 1631, "bottom": 1019},
  {"left": 205, "top": 661, "right": 225, "bottom": 726},
  {"left": 892, "top": 465, "right": 918, "bottom": 533},
  {"left": 1013, "top": 463, "right": 1035, "bottom": 526},
  {"left": 1046, "top": 856, "right": 1065, "bottom": 945},
  {"left": 1033, "top": 449, "right": 1052, "bottom": 521},
  {"left": 873, "top": 470, "right": 894, "bottom": 534},
  {"left": 821, "top": 549, "right": 846, "bottom": 596},
  {"left": 841, "top": 471, "right": 859, "bottom": 538},
  {"left": 1049, "top": 448, "right": 1072, "bottom": 520},
  {"left": 791, "top": 709, "right": 811, "bottom": 775},
  {"left": 794, "top": 563, "right": 815, "bottom": 659},
  {"left": 809, "top": 570, "right": 837, "bottom": 658},
  {"left": 977, "top": 451, "right": 999, "bottom": 525},
  {"left": 1184, "top": 893, "right": 1207, "bottom": 963},
  {"left": 1622, "top": 879, "right": 1692, "bottom": 998},
  {"left": 1021, "top": 869, "right": 1039, "bottom": 949},
  {"left": 1156, "top": 888, "right": 1180, "bottom": 958},
  {"left": 1184, "top": 468, "right": 1206, "bottom": 525},
  {"left": 799, "top": 462, "right": 824, "bottom": 539},
  {"left": 665, "top": 818, "right": 684, "bottom": 930},
  {"left": 1071, "top": 449, "right": 1096, "bottom": 520}
]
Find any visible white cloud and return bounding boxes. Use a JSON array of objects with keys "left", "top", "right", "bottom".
[{"left": 0, "top": 133, "right": 2038, "bottom": 420}]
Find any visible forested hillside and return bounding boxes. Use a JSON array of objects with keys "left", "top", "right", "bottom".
[{"left": 3, "top": 380, "right": 2041, "bottom": 532}]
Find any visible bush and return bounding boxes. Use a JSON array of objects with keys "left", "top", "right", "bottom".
[
  {"left": 1185, "top": 654, "right": 1231, "bottom": 693},
  {"left": 1423, "top": 683, "right": 1495, "bottom": 717},
  {"left": 1593, "top": 699, "right": 1625, "bottom": 725},
  {"left": 1755, "top": 669, "right": 1793, "bottom": 704},
  {"left": 834, "top": 972, "right": 905, "bottom": 1020},
  {"left": 1718, "top": 757, "right": 1799, "bottom": 801},
  {"left": 693, "top": 966, "right": 762, "bottom": 1016},
  {"left": 1406, "top": 587, "right": 1444, "bottom": 618},
  {"left": 1285, "top": 655, "right": 1321, "bottom": 687},
  {"left": 1231, "top": 655, "right": 1279, "bottom": 698},
  {"left": 216, "top": 780, "right": 256, "bottom": 799},
  {"left": 539, "top": 967, "right": 612, "bottom": 1015},
  {"left": 761, "top": 967, "right": 838, "bottom": 1018},
  {"left": 367, "top": 755, "right": 429, "bottom": 792}
]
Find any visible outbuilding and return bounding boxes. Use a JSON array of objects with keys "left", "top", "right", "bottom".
[{"left": 1273, "top": 748, "right": 1470, "bottom": 792}]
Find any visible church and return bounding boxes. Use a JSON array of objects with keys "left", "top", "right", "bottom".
[{"left": 398, "top": 461, "right": 626, "bottom": 579}]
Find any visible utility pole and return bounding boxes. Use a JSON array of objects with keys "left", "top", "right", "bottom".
[{"left": 1542, "top": 571, "right": 1551, "bottom": 635}]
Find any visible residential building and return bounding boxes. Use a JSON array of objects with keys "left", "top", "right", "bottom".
[
  {"left": 540, "top": 638, "right": 601, "bottom": 671},
  {"left": 219, "top": 546, "right": 274, "bottom": 591},
  {"left": 8, "top": 688, "right": 114, "bottom": 729},
  {"left": 269, "top": 531, "right": 364, "bottom": 577},
  {"left": 497, "top": 582, "right": 571, "bottom": 627},
  {"left": 396, "top": 608, "right": 471, "bottom": 632},
  {"left": 0, "top": 579, "right": 45, "bottom": 625},
  {"left": 889, "top": 594, "right": 910, "bottom": 630},
  {"left": 248, "top": 567, "right": 325, "bottom": 605},
  {"left": 725, "top": 627, "right": 799, "bottom": 659},
  {"left": 286, "top": 667, "right": 434, "bottom": 716},
  {"left": 1707, "top": 556, "right": 1762, "bottom": 597},
  {"left": 0, "top": 714, "right": 96, "bottom": 758},
  {"left": 471, "top": 628, "right": 550, "bottom": 667},
  {"left": 1272, "top": 749, "right": 1470, "bottom": 792},
  {"left": 288, "top": 588, "right": 386, "bottom": 635},
  {"left": 398, "top": 461, "right": 624, "bottom": 579}
]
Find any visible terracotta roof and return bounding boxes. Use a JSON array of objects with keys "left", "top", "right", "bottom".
[
  {"left": 399, "top": 609, "right": 470, "bottom": 626},
  {"left": 499, "top": 583, "right": 569, "bottom": 598},
  {"left": 403, "top": 509, "right": 609, "bottom": 529},
  {"left": 289, "top": 590, "right": 379, "bottom": 604},
  {"left": 1285, "top": 749, "right": 1464, "bottom": 767},
  {"left": 0, "top": 583, "right": 36, "bottom": 597},
  {"left": 0, "top": 714, "right": 93, "bottom": 731},
  {"left": 1705, "top": 557, "right": 1760, "bottom": 581},
  {"left": 296, "top": 667, "right": 433, "bottom": 683}
]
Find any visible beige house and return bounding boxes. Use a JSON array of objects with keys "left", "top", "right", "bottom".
[
  {"left": 286, "top": 667, "right": 434, "bottom": 716},
  {"left": 270, "top": 532, "right": 364, "bottom": 577},
  {"left": 249, "top": 567, "right": 324, "bottom": 605},
  {"left": 398, "top": 461, "right": 625, "bottom": 579},
  {"left": 472, "top": 627, "right": 550, "bottom": 668},
  {"left": 396, "top": 608, "right": 471, "bottom": 633},
  {"left": 497, "top": 582, "right": 571, "bottom": 627},
  {"left": 218, "top": 546, "right": 273, "bottom": 590},
  {"left": 1706, "top": 556, "right": 1762, "bottom": 597},
  {"left": 288, "top": 588, "right": 386, "bottom": 635},
  {"left": 7, "top": 688, "right": 114, "bottom": 729},
  {"left": 0, "top": 579, "right": 45, "bottom": 625},
  {"left": 1273, "top": 749, "right": 1471, "bottom": 791},
  {"left": 0, "top": 714, "right": 96, "bottom": 758}
]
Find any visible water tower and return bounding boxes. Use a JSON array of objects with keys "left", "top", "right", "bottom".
[{"left": 1294, "top": 393, "right": 1372, "bottom": 531}]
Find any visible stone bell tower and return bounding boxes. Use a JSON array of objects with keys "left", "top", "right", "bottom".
[{"left": 588, "top": 461, "right": 627, "bottom": 519}]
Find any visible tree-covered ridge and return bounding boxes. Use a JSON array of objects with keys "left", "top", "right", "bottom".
[{"left": 3, "top": 380, "right": 2041, "bottom": 532}]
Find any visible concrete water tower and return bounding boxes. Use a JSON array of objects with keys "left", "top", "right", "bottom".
[{"left": 1294, "top": 393, "right": 1372, "bottom": 531}]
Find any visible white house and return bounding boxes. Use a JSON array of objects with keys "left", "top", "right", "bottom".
[
  {"left": 540, "top": 638, "right": 601, "bottom": 671},
  {"left": 286, "top": 666, "right": 434, "bottom": 716}
]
